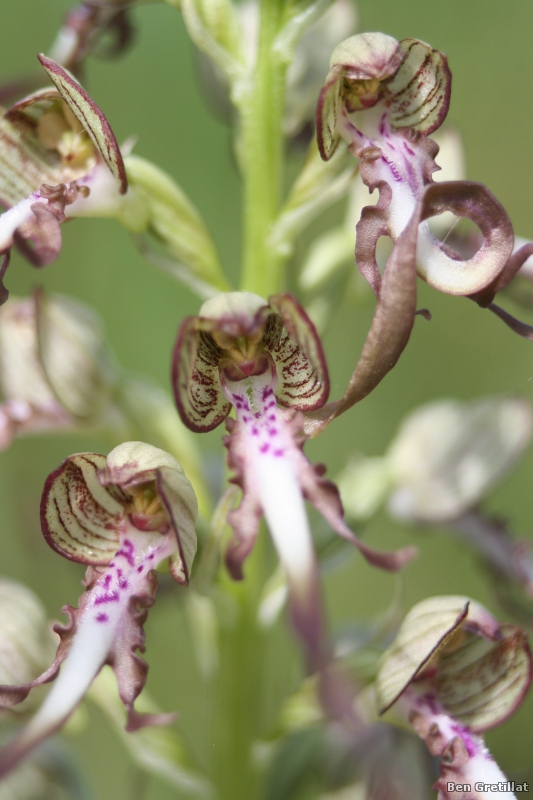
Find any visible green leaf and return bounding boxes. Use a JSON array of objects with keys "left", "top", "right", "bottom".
[
  {"left": 180, "top": 0, "right": 247, "bottom": 87},
  {"left": 270, "top": 139, "right": 354, "bottom": 257},
  {"left": 88, "top": 668, "right": 215, "bottom": 798},
  {"left": 263, "top": 728, "right": 325, "bottom": 800},
  {"left": 125, "top": 155, "right": 230, "bottom": 294}
]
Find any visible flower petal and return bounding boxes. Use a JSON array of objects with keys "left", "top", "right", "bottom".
[
  {"left": 316, "top": 33, "right": 403, "bottom": 161},
  {"left": 100, "top": 441, "right": 198, "bottom": 585},
  {"left": 266, "top": 293, "right": 329, "bottom": 411},
  {"left": 376, "top": 597, "right": 471, "bottom": 715},
  {"left": 14, "top": 201, "right": 63, "bottom": 266},
  {"left": 0, "top": 114, "right": 62, "bottom": 208},
  {"left": 386, "top": 38, "right": 451, "bottom": 134},
  {"left": 37, "top": 54, "right": 127, "bottom": 194},
  {"left": 436, "top": 623, "right": 532, "bottom": 732},
  {"left": 172, "top": 315, "right": 232, "bottom": 433},
  {"left": 315, "top": 66, "right": 342, "bottom": 161},
  {"left": 41, "top": 452, "right": 125, "bottom": 565}
]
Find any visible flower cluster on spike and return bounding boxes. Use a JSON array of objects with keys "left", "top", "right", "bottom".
[
  {"left": 172, "top": 292, "right": 415, "bottom": 667},
  {"left": 316, "top": 33, "right": 533, "bottom": 332},
  {"left": 0, "top": 441, "right": 198, "bottom": 778},
  {"left": 376, "top": 596, "right": 532, "bottom": 799}
]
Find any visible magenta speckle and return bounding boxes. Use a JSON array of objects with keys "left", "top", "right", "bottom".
[
  {"left": 268, "top": 414, "right": 275, "bottom": 421},
  {"left": 274, "top": 449, "right": 284, "bottom": 457},
  {"left": 95, "top": 590, "right": 120, "bottom": 605},
  {"left": 403, "top": 142, "right": 415, "bottom": 156},
  {"left": 243, "top": 416, "right": 249, "bottom": 423},
  {"left": 103, "top": 574, "right": 112, "bottom": 589},
  {"left": 118, "top": 576, "right": 129, "bottom": 589},
  {"left": 383, "top": 155, "right": 402, "bottom": 182},
  {"left": 252, "top": 427, "right": 258, "bottom": 436},
  {"left": 137, "top": 565, "right": 144, "bottom": 573},
  {"left": 268, "top": 429, "right": 277, "bottom": 437},
  {"left": 148, "top": 554, "right": 155, "bottom": 560},
  {"left": 254, "top": 412, "right": 261, "bottom": 419},
  {"left": 260, "top": 443, "right": 270, "bottom": 453},
  {"left": 96, "top": 612, "right": 108, "bottom": 623},
  {"left": 451, "top": 724, "right": 478, "bottom": 758}
]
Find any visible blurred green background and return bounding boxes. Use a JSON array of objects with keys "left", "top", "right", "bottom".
[{"left": 1, "top": 0, "right": 533, "bottom": 796}]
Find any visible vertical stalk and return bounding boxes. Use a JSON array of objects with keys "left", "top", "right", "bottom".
[
  {"left": 211, "top": 535, "right": 270, "bottom": 800},
  {"left": 239, "top": 0, "right": 287, "bottom": 296}
]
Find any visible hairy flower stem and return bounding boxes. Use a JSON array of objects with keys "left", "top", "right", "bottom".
[
  {"left": 212, "top": 537, "right": 269, "bottom": 800},
  {"left": 240, "top": 0, "right": 287, "bottom": 296}
]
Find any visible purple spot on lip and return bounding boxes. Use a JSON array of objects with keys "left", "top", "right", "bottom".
[
  {"left": 96, "top": 612, "right": 108, "bottom": 622},
  {"left": 109, "top": 562, "right": 115, "bottom": 568},
  {"left": 252, "top": 427, "right": 258, "bottom": 436},
  {"left": 254, "top": 412, "right": 261, "bottom": 418},
  {"left": 137, "top": 565, "right": 144, "bottom": 573},
  {"left": 148, "top": 554, "right": 155, "bottom": 561},
  {"left": 95, "top": 590, "right": 120, "bottom": 605},
  {"left": 103, "top": 574, "right": 112, "bottom": 589},
  {"left": 116, "top": 545, "right": 135, "bottom": 567},
  {"left": 268, "top": 429, "right": 277, "bottom": 437},
  {"left": 274, "top": 449, "right": 284, "bottom": 457},
  {"left": 450, "top": 724, "right": 478, "bottom": 758},
  {"left": 243, "top": 416, "right": 249, "bottom": 423},
  {"left": 268, "top": 414, "right": 275, "bottom": 421},
  {"left": 118, "top": 576, "right": 129, "bottom": 589},
  {"left": 260, "top": 443, "right": 270, "bottom": 453},
  {"left": 403, "top": 142, "right": 415, "bottom": 156}
]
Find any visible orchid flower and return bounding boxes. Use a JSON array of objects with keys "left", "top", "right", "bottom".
[
  {"left": 312, "top": 33, "right": 533, "bottom": 403},
  {"left": 172, "top": 291, "right": 415, "bottom": 667},
  {"left": 376, "top": 596, "right": 532, "bottom": 799},
  {"left": 0, "top": 54, "right": 147, "bottom": 292},
  {"left": 0, "top": 441, "right": 198, "bottom": 778}
]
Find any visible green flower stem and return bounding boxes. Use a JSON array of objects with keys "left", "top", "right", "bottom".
[
  {"left": 239, "top": 0, "right": 288, "bottom": 296},
  {"left": 211, "top": 535, "right": 270, "bottom": 800}
]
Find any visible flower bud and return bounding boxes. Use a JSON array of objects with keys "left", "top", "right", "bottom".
[
  {"left": 0, "top": 291, "right": 120, "bottom": 448},
  {"left": 0, "top": 578, "right": 56, "bottom": 693},
  {"left": 386, "top": 397, "right": 532, "bottom": 522}
]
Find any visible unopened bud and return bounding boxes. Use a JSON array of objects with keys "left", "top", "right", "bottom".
[{"left": 386, "top": 397, "right": 532, "bottom": 522}]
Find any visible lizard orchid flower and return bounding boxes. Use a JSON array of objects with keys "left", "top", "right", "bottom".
[
  {"left": 376, "top": 596, "right": 532, "bottom": 799},
  {"left": 0, "top": 441, "right": 198, "bottom": 778},
  {"left": 0, "top": 54, "right": 147, "bottom": 294},
  {"left": 307, "top": 33, "right": 533, "bottom": 433},
  {"left": 316, "top": 32, "right": 522, "bottom": 298},
  {"left": 172, "top": 292, "right": 414, "bottom": 665}
]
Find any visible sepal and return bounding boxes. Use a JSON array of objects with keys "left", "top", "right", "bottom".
[
  {"left": 37, "top": 55, "right": 127, "bottom": 193},
  {"left": 316, "top": 32, "right": 402, "bottom": 160}
]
